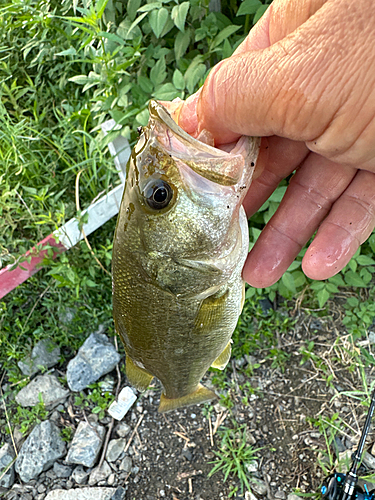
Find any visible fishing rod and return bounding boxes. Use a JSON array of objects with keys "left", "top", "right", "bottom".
[{"left": 321, "top": 388, "right": 375, "bottom": 500}]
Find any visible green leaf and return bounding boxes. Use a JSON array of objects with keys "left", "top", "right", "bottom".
[
  {"left": 137, "top": 2, "right": 162, "bottom": 12},
  {"left": 126, "top": 12, "right": 148, "bottom": 37},
  {"left": 328, "top": 274, "right": 346, "bottom": 287},
  {"left": 348, "top": 259, "right": 357, "bottom": 273},
  {"left": 185, "top": 58, "right": 206, "bottom": 94},
  {"left": 211, "top": 25, "right": 241, "bottom": 49},
  {"left": 138, "top": 75, "right": 154, "bottom": 93},
  {"left": 96, "top": 0, "right": 110, "bottom": 17},
  {"left": 291, "top": 270, "right": 306, "bottom": 288},
  {"left": 245, "top": 287, "right": 256, "bottom": 299},
  {"left": 287, "top": 260, "right": 300, "bottom": 272},
  {"left": 56, "top": 47, "right": 77, "bottom": 56},
  {"left": 281, "top": 272, "right": 296, "bottom": 294},
  {"left": 68, "top": 75, "right": 90, "bottom": 85},
  {"left": 253, "top": 4, "right": 269, "bottom": 24},
  {"left": 310, "top": 281, "right": 325, "bottom": 291},
  {"left": 317, "top": 288, "right": 330, "bottom": 308},
  {"left": 171, "top": 2, "right": 189, "bottom": 32},
  {"left": 149, "top": 7, "right": 169, "bottom": 38},
  {"left": 136, "top": 108, "right": 150, "bottom": 126},
  {"left": 98, "top": 31, "right": 125, "bottom": 44},
  {"left": 153, "top": 82, "right": 179, "bottom": 100},
  {"left": 150, "top": 57, "right": 166, "bottom": 86},
  {"left": 127, "top": 0, "right": 141, "bottom": 21},
  {"left": 346, "top": 296, "right": 359, "bottom": 308},
  {"left": 173, "top": 69, "right": 185, "bottom": 90},
  {"left": 269, "top": 186, "right": 287, "bottom": 203},
  {"left": 357, "top": 255, "right": 375, "bottom": 266},
  {"left": 368, "top": 234, "right": 375, "bottom": 254},
  {"left": 174, "top": 29, "right": 191, "bottom": 60},
  {"left": 236, "top": 0, "right": 261, "bottom": 16},
  {"left": 344, "top": 270, "right": 367, "bottom": 287}
]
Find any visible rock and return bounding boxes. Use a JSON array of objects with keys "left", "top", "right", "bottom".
[
  {"left": 15, "top": 420, "right": 66, "bottom": 482},
  {"left": 106, "top": 439, "right": 126, "bottom": 463},
  {"left": 245, "top": 491, "right": 257, "bottom": 500},
  {"left": 44, "top": 488, "right": 116, "bottom": 500},
  {"left": 181, "top": 449, "right": 192, "bottom": 461},
  {"left": 259, "top": 297, "right": 273, "bottom": 315},
  {"left": 369, "top": 332, "right": 375, "bottom": 345},
  {"left": 67, "top": 332, "right": 121, "bottom": 392},
  {"left": 0, "top": 443, "right": 15, "bottom": 488},
  {"left": 59, "top": 307, "right": 77, "bottom": 325},
  {"left": 89, "top": 461, "right": 112, "bottom": 485},
  {"left": 108, "top": 387, "right": 136, "bottom": 420},
  {"left": 334, "top": 437, "right": 346, "bottom": 453},
  {"left": 119, "top": 456, "right": 132, "bottom": 473},
  {"left": 246, "top": 461, "right": 258, "bottom": 473},
  {"left": 71, "top": 465, "right": 90, "bottom": 484},
  {"left": 53, "top": 462, "right": 73, "bottom": 478},
  {"left": 252, "top": 479, "right": 267, "bottom": 495},
  {"left": 338, "top": 450, "right": 352, "bottom": 472},
  {"left": 288, "top": 495, "right": 301, "bottom": 500},
  {"left": 110, "top": 486, "right": 127, "bottom": 500},
  {"left": 363, "top": 451, "right": 375, "bottom": 469},
  {"left": 115, "top": 423, "right": 131, "bottom": 438},
  {"left": 66, "top": 421, "right": 105, "bottom": 468},
  {"left": 15, "top": 374, "right": 69, "bottom": 408},
  {"left": 18, "top": 339, "right": 60, "bottom": 377},
  {"left": 275, "top": 490, "right": 286, "bottom": 500}
]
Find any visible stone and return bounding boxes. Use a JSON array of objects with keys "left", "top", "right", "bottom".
[
  {"left": 259, "top": 297, "right": 273, "bottom": 315},
  {"left": 45, "top": 488, "right": 116, "bottom": 500},
  {"left": 119, "top": 456, "right": 132, "bottom": 473},
  {"left": 245, "top": 491, "right": 257, "bottom": 500},
  {"left": 67, "top": 332, "right": 121, "bottom": 392},
  {"left": 53, "top": 461, "right": 73, "bottom": 478},
  {"left": 288, "top": 495, "right": 301, "bottom": 500},
  {"left": 115, "top": 423, "right": 131, "bottom": 438},
  {"left": 15, "top": 374, "right": 69, "bottom": 408},
  {"left": 246, "top": 461, "right": 258, "bottom": 473},
  {"left": 275, "top": 490, "right": 286, "bottom": 499},
  {"left": 66, "top": 421, "right": 105, "bottom": 468},
  {"left": 89, "top": 461, "right": 112, "bottom": 485},
  {"left": 252, "top": 479, "right": 267, "bottom": 495},
  {"left": 71, "top": 465, "right": 90, "bottom": 484},
  {"left": 15, "top": 420, "right": 66, "bottom": 482},
  {"left": 18, "top": 339, "right": 60, "bottom": 377},
  {"left": 110, "top": 486, "right": 127, "bottom": 500},
  {"left": 0, "top": 443, "right": 15, "bottom": 488},
  {"left": 363, "top": 451, "right": 375, "bottom": 469},
  {"left": 106, "top": 439, "right": 126, "bottom": 463}
]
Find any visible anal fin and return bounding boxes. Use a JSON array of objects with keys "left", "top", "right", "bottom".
[
  {"left": 158, "top": 384, "right": 217, "bottom": 413},
  {"left": 211, "top": 341, "right": 231, "bottom": 370},
  {"left": 126, "top": 354, "right": 153, "bottom": 391}
]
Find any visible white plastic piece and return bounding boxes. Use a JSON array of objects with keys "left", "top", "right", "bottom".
[
  {"left": 54, "top": 184, "right": 125, "bottom": 249},
  {"left": 54, "top": 121, "right": 131, "bottom": 249},
  {"left": 108, "top": 386, "right": 137, "bottom": 420}
]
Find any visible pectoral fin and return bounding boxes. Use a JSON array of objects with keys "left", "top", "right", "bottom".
[
  {"left": 158, "top": 384, "right": 217, "bottom": 413},
  {"left": 125, "top": 354, "right": 153, "bottom": 391},
  {"left": 211, "top": 341, "right": 231, "bottom": 370}
]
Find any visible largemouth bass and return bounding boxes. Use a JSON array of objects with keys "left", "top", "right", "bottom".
[{"left": 112, "top": 100, "right": 259, "bottom": 413}]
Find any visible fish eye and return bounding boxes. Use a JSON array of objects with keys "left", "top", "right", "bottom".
[{"left": 143, "top": 179, "right": 173, "bottom": 210}]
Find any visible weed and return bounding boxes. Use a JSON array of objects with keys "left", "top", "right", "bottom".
[
  {"left": 11, "top": 393, "right": 48, "bottom": 435},
  {"left": 74, "top": 382, "right": 115, "bottom": 419},
  {"left": 208, "top": 421, "right": 262, "bottom": 494}
]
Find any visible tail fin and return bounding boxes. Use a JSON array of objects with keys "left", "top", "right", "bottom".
[{"left": 158, "top": 384, "right": 217, "bottom": 413}]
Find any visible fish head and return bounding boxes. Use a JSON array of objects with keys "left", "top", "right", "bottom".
[{"left": 116, "top": 100, "right": 260, "bottom": 297}]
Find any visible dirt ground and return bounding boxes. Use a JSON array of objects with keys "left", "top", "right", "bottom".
[{"left": 3, "top": 301, "right": 375, "bottom": 500}]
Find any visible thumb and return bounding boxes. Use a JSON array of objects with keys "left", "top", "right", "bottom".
[{"left": 195, "top": 0, "right": 375, "bottom": 165}]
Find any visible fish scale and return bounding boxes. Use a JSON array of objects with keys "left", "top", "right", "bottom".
[{"left": 112, "top": 100, "right": 260, "bottom": 412}]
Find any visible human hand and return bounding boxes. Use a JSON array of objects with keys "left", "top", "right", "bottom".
[{"left": 178, "top": 0, "right": 375, "bottom": 288}]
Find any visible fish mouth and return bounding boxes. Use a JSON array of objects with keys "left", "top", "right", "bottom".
[{"left": 149, "top": 100, "right": 260, "bottom": 190}]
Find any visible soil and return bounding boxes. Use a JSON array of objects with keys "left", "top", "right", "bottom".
[{"left": 2, "top": 301, "right": 375, "bottom": 500}]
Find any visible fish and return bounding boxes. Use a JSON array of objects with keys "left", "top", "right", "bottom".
[{"left": 112, "top": 100, "right": 260, "bottom": 413}]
